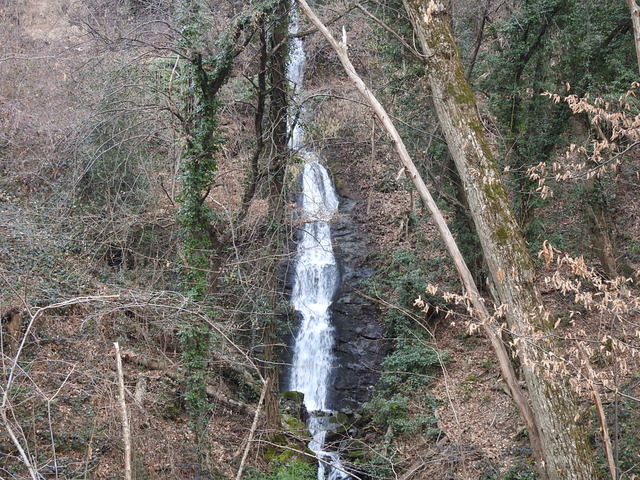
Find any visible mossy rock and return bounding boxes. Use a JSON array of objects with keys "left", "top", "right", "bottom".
[
  {"left": 281, "top": 390, "right": 304, "bottom": 402},
  {"left": 335, "top": 412, "right": 349, "bottom": 426},
  {"left": 264, "top": 434, "right": 316, "bottom": 465},
  {"left": 344, "top": 448, "right": 368, "bottom": 461},
  {"left": 282, "top": 413, "right": 310, "bottom": 438},
  {"left": 280, "top": 391, "right": 306, "bottom": 423}
]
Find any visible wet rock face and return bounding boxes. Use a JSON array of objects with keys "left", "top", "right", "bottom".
[
  {"left": 279, "top": 196, "right": 390, "bottom": 411},
  {"left": 328, "top": 199, "right": 391, "bottom": 411}
]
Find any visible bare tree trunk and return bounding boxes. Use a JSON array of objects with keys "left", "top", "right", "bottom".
[
  {"left": 626, "top": 0, "right": 640, "bottom": 73},
  {"left": 401, "top": 2, "right": 597, "bottom": 479},
  {"left": 237, "top": 20, "right": 268, "bottom": 226},
  {"left": 572, "top": 116, "right": 620, "bottom": 278},
  {"left": 584, "top": 176, "right": 618, "bottom": 278},
  {"left": 295, "top": 0, "right": 543, "bottom": 465},
  {"left": 268, "top": 0, "right": 290, "bottom": 221},
  {"left": 114, "top": 342, "right": 132, "bottom": 480}
]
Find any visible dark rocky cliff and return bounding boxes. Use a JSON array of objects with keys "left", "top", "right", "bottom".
[{"left": 328, "top": 198, "right": 390, "bottom": 411}]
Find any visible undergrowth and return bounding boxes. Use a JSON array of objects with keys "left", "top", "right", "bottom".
[
  {"left": 246, "top": 460, "right": 316, "bottom": 480},
  {"left": 358, "top": 246, "right": 451, "bottom": 473}
]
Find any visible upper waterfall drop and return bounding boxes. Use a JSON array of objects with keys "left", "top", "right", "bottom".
[{"left": 287, "top": 6, "right": 306, "bottom": 151}]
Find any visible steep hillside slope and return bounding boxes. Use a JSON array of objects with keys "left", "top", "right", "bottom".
[{"left": 2, "top": 1, "right": 640, "bottom": 479}]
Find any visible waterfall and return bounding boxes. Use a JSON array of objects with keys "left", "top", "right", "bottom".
[
  {"left": 289, "top": 160, "right": 349, "bottom": 480},
  {"left": 286, "top": 4, "right": 352, "bottom": 480},
  {"left": 289, "top": 161, "right": 340, "bottom": 414}
]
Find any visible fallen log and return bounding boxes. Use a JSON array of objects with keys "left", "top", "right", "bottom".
[{"left": 121, "top": 350, "right": 257, "bottom": 416}]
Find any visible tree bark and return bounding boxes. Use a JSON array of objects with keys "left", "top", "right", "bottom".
[
  {"left": 401, "top": 2, "right": 597, "bottom": 479},
  {"left": 584, "top": 176, "right": 618, "bottom": 278},
  {"left": 295, "top": 0, "right": 542, "bottom": 466},
  {"left": 237, "top": 20, "right": 268, "bottom": 227},
  {"left": 267, "top": 0, "right": 290, "bottom": 221},
  {"left": 626, "top": 0, "right": 640, "bottom": 73},
  {"left": 114, "top": 342, "right": 133, "bottom": 480}
]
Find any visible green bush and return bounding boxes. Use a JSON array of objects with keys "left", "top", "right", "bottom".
[
  {"left": 245, "top": 460, "right": 316, "bottom": 480},
  {"left": 378, "top": 341, "right": 447, "bottom": 391},
  {"left": 366, "top": 394, "right": 439, "bottom": 436},
  {"left": 361, "top": 247, "right": 449, "bottom": 442}
]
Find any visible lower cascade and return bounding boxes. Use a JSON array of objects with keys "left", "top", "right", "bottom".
[{"left": 289, "top": 157, "right": 351, "bottom": 480}]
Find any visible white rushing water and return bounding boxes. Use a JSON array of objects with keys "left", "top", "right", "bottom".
[
  {"left": 289, "top": 160, "right": 348, "bottom": 480},
  {"left": 289, "top": 162, "right": 339, "bottom": 414},
  {"left": 286, "top": 4, "right": 352, "bottom": 480}
]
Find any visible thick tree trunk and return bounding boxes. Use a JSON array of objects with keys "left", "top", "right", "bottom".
[
  {"left": 267, "top": 0, "right": 290, "bottom": 221},
  {"left": 262, "top": 3, "right": 290, "bottom": 433},
  {"left": 402, "top": 2, "right": 597, "bottom": 479},
  {"left": 237, "top": 21, "right": 268, "bottom": 227}
]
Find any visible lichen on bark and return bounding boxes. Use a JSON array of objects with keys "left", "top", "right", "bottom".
[{"left": 401, "top": 1, "right": 599, "bottom": 478}]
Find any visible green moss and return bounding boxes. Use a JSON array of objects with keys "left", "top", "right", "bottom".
[
  {"left": 469, "top": 119, "right": 483, "bottom": 136},
  {"left": 280, "top": 391, "right": 304, "bottom": 402},
  {"left": 265, "top": 448, "right": 294, "bottom": 463},
  {"left": 335, "top": 412, "right": 349, "bottom": 426},
  {"left": 482, "top": 182, "right": 507, "bottom": 207},
  {"left": 264, "top": 435, "right": 316, "bottom": 465},
  {"left": 246, "top": 460, "right": 317, "bottom": 480},
  {"left": 493, "top": 226, "right": 511, "bottom": 244},
  {"left": 281, "top": 414, "right": 308, "bottom": 436},
  {"left": 453, "top": 67, "right": 476, "bottom": 105}
]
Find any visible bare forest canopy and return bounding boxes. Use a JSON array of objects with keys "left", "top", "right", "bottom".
[{"left": 1, "top": 1, "right": 639, "bottom": 480}]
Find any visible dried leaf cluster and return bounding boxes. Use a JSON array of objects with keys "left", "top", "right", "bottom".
[{"left": 525, "top": 85, "right": 640, "bottom": 199}]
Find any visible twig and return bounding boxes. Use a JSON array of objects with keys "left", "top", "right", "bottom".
[
  {"left": 355, "top": 3, "right": 424, "bottom": 60},
  {"left": 235, "top": 378, "right": 268, "bottom": 480},
  {"left": 114, "top": 342, "right": 132, "bottom": 480},
  {"left": 1, "top": 291, "right": 121, "bottom": 409},
  {"left": 0, "top": 415, "right": 39, "bottom": 480},
  {"left": 592, "top": 384, "right": 617, "bottom": 480},
  {"left": 367, "top": 117, "right": 375, "bottom": 216},
  {"left": 579, "top": 347, "right": 617, "bottom": 480}
]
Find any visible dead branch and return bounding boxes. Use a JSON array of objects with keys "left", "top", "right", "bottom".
[
  {"left": 114, "top": 343, "right": 133, "bottom": 480},
  {"left": 121, "top": 350, "right": 256, "bottom": 416},
  {"left": 235, "top": 378, "right": 268, "bottom": 480},
  {"left": 0, "top": 411, "right": 39, "bottom": 480}
]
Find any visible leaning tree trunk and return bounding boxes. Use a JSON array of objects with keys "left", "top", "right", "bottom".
[
  {"left": 295, "top": 0, "right": 542, "bottom": 467},
  {"left": 402, "top": 2, "right": 597, "bottom": 479}
]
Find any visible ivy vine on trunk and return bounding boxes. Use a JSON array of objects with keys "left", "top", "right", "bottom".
[
  {"left": 174, "top": 1, "right": 223, "bottom": 472},
  {"left": 173, "top": 0, "right": 290, "bottom": 470}
]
